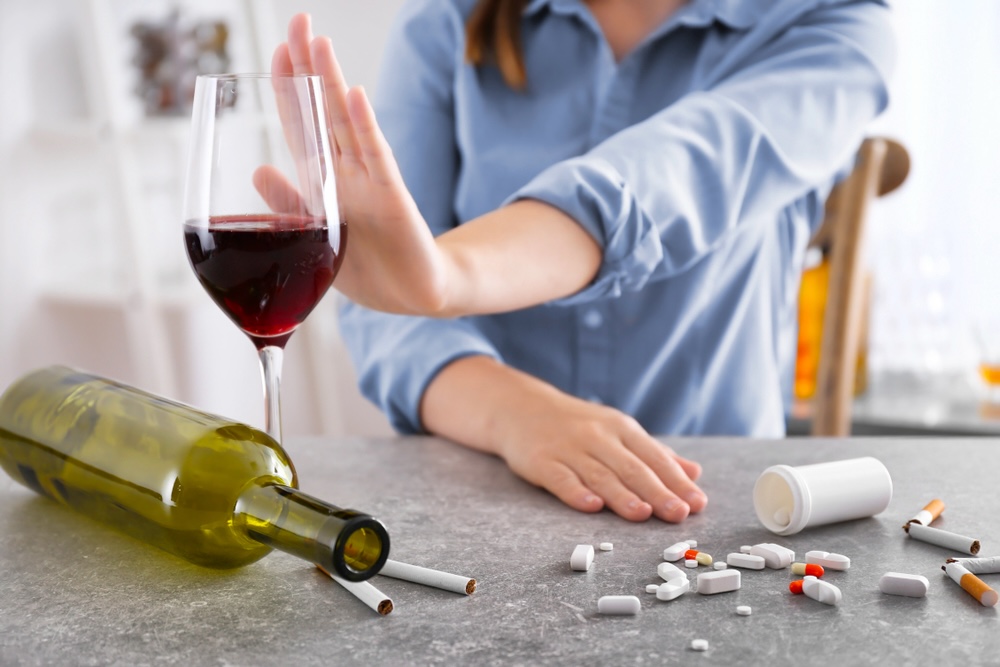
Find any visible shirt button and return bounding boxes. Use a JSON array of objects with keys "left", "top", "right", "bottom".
[{"left": 583, "top": 310, "right": 603, "bottom": 329}]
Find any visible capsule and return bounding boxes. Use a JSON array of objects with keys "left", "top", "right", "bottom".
[
  {"left": 791, "top": 562, "right": 825, "bottom": 577},
  {"left": 684, "top": 549, "right": 713, "bottom": 566},
  {"left": 789, "top": 579, "right": 805, "bottom": 595}
]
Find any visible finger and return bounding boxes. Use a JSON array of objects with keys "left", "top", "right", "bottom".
[
  {"left": 310, "top": 36, "right": 361, "bottom": 162},
  {"left": 346, "top": 86, "right": 402, "bottom": 186},
  {"left": 622, "top": 431, "right": 708, "bottom": 516},
  {"left": 253, "top": 165, "right": 308, "bottom": 215},
  {"left": 592, "top": 446, "right": 690, "bottom": 523},
  {"left": 529, "top": 461, "right": 605, "bottom": 514},
  {"left": 287, "top": 13, "right": 315, "bottom": 73},
  {"left": 577, "top": 455, "right": 654, "bottom": 522},
  {"left": 271, "top": 42, "right": 293, "bottom": 76}
]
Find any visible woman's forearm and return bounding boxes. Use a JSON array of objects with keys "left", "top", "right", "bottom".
[{"left": 437, "top": 199, "right": 602, "bottom": 317}]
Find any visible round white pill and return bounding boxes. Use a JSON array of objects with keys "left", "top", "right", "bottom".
[
  {"left": 713, "top": 562, "right": 728, "bottom": 570},
  {"left": 597, "top": 595, "right": 641, "bottom": 615},
  {"left": 736, "top": 605, "right": 752, "bottom": 616},
  {"left": 691, "top": 639, "right": 709, "bottom": 652},
  {"left": 645, "top": 584, "right": 660, "bottom": 594},
  {"left": 685, "top": 539, "right": 698, "bottom": 548},
  {"left": 599, "top": 542, "right": 614, "bottom": 551},
  {"left": 740, "top": 545, "right": 752, "bottom": 554},
  {"left": 685, "top": 559, "right": 698, "bottom": 568}
]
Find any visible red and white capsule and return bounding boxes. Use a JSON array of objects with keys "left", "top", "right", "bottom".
[
  {"left": 685, "top": 549, "right": 713, "bottom": 566},
  {"left": 791, "top": 562, "right": 825, "bottom": 577}
]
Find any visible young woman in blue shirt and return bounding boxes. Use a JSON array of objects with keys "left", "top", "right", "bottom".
[{"left": 269, "top": 0, "right": 894, "bottom": 523}]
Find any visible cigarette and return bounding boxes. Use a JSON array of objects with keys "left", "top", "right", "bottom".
[
  {"left": 943, "top": 561, "right": 999, "bottom": 607},
  {"left": 904, "top": 522, "right": 981, "bottom": 555},
  {"left": 945, "top": 556, "right": 1000, "bottom": 575},
  {"left": 903, "top": 498, "right": 945, "bottom": 529},
  {"left": 378, "top": 559, "right": 477, "bottom": 595},
  {"left": 316, "top": 564, "right": 393, "bottom": 615}
]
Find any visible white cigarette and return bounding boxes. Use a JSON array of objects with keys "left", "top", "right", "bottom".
[
  {"left": 378, "top": 558, "right": 477, "bottom": 595},
  {"left": 946, "top": 556, "right": 1000, "bottom": 575},
  {"left": 905, "top": 522, "right": 980, "bottom": 555},
  {"left": 316, "top": 565, "right": 393, "bottom": 615},
  {"left": 904, "top": 498, "right": 945, "bottom": 529},
  {"left": 943, "top": 561, "right": 999, "bottom": 607}
]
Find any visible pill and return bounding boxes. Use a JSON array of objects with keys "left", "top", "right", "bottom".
[
  {"left": 736, "top": 605, "right": 752, "bottom": 616},
  {"left": 789, "top": 580, "right": 804, "bottom": 595},
  {"left": 598, "top": 595, "right": 641, "bottom": 615},
  {"left": 791, "top": 562, "right": 825, "bottom": 577},
  {"left": 805, "top": 550, "right": 851, "bottom": 571},
  {"left": 773, "top": 508, "right": 790, "bottom": 525},
  {"left": 685, "top": 559, "right": 698, "bottom": 568},
  {"left": 740, "top": 545, "right": 752, "bottom": 554},
  {"left": 656, "top": 577, "right": 691, "bottom": 601},
  {"left": 658, "top": 562, "right": 686, "bottom": 583},
  {"left": 802, "top": 575, "right": 842, "bottom": 606},
  {"left": 685, "top": 539, "right": 698, "bottom": 548},
  {"left": 879, "top": 572, "right": 929, "bottom": 598},
  {"left": 750, "top": 543, "right": 794, "bottom": 569},
  {"left": 697, "top": 569, "right": 741, "bottom": 595},
  {"left": 663, "top": 541, "right": 690, "bottom": 562},
  {"left": 690, "top": 639, "right": 709, "bottom": 652},
  {"left": 599, "top": 542, "right": 613, "bottom": 551},
  {"left": 645, "top": 584, "right": 659, "bottom": 594},
  {"left": 685, "top": 549, "right": 713, "bottom": 566},
  {"left": 727, "top": 553, "right": 766, "bottom": 570},
  {"left": 570, "top": 544, "right": 595, "bottom": 572},
  {"left": 713, "top": 562, "right": 728, "bottom": 570}
]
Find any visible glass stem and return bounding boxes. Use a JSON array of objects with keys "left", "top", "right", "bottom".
[{"left": 257, "top": 345, "right": 284, "bottom": 443}]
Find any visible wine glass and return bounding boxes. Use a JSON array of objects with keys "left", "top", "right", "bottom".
[{"left": 182, "top": 73, "right": 343, "bottom": 442}]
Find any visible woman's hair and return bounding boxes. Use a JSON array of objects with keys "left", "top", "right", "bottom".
[{"left": 465, "top": 0, "right": 530, "bottom": 89}]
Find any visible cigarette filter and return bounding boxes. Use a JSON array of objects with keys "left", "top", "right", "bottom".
[{"left": 944, "top": 561, "right": 999, "bottom": 607}]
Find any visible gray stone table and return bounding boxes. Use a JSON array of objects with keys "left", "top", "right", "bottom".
[{"left": 2, "top": 436, "right": 999, "bottom": 666}]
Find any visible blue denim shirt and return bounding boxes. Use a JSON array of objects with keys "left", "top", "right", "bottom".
[{"left": 339, "top": 0, "right": 893, "bottom": 436}]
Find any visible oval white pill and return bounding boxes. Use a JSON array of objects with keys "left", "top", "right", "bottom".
[
  {"left": 750, "top": 543, "right": 794, "bottom": 569},
  {"left": 802, "top": 576, "right": 842, "bottom": 606},
  {"left": 656, "top": 578, "right": 690, "bottom": 601},
  {"left": 658, "top": 561, "right": 686, "bottom": 583},
  {"left": 727, "top": 552, "right": 766, "bottom": 570},
  {"left": 805, "top": 550, "right": 851, "bottom": 571},
  {"left": 879, "top": 572, "right": 929, "bottom": 598},
  {"left": 645, "top": 584, "right": 660, "bottom": 594},
  {"left": 570, "top": 544, "right": 595, "bottom": 572},
  {"left": 685, "top": 559, "right": 698, "bottom": 568},
  {"left": 663, "top": 542, "right": 689, "bottom": 562},
  {"left": 691, "top": 639, "right": 709, "bottom": 652},
  {"left": 598, "top": 595, "right": 641, "bottom": 615},
  {"left": 697, "top": 569, "right": 741, "bottom": 595},
  {"left": 736, "top": 605, "right": 752, "bottom": 616},
  {"left": 599, "top": 542, "right": 614, "bottom": 551}
]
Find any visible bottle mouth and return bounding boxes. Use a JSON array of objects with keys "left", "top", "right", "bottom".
[
  {"left": 753, "top": 465, "right": 809, "bottom": 536},
  {"left": 331, "top": 517, "right": 390, "bottom": 581}
]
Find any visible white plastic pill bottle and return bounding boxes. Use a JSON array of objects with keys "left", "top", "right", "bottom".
[{"left": 753, "top": 457, "right": 892, "bottom": 535}]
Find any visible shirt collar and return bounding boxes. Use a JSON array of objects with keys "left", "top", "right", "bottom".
[{"left": 524, "top": 0, "right": 763, "bottom": 31}]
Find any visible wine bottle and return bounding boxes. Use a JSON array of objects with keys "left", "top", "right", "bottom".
[{"left": 0, "top": 366, "right": 389, "bottom": 581}]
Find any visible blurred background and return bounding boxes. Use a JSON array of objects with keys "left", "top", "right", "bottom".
[{"left": 0, "top": 0, "right": 997, "bottom": 438}]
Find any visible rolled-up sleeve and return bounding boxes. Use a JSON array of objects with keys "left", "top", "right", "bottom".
[
  {"left": 338, "top": 0, "right": 501, "bottom": 434},
  {"left": 511, "top": 1, "right": 894, "bottom": 305}
]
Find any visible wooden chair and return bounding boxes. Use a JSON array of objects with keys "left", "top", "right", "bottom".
[{"left": 809, "top": 136, "right": 910, "bottom": 436}]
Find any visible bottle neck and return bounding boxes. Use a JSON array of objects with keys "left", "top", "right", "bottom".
[{"left": 235, "top": 482, "right": 389, "bottom": 581}]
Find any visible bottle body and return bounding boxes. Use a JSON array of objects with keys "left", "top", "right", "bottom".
[{"left": 0, "top": 367, "right": 387, "bottom": 578}]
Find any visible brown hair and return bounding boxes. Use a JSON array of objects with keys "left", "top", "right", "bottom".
[{"left": 465, "top": 0, "right": 530, "bottom": 90}]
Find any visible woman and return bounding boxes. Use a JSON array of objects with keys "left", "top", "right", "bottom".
[{"left": 272, "top": 0, "right": 893, "bottom": 522}]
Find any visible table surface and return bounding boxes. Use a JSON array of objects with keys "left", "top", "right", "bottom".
[{"left": 2, "top": 435, "right": 999, "bottom": 666}]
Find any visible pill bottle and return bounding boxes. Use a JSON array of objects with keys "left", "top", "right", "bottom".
[{"left": 753, "top": 457, "right": 892, "bottom": 535}]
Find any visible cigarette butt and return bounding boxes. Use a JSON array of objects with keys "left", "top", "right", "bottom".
[
  {"left": 944, "top": 561, "right": 999, "bottom": 607},
  {"left": 904, "top": 498, "right": 945, "bottom": 529},
  {"left": 905, "top": 522, "right": 980, "bottom": 555},
  {"left": 378, "top": 559, "right": 477, "bottom": 595},
  {"left": 946, "top": 557, "right": 1000, "bottom": 575},
  {"left": 316, "top": 564, "right": 393, "bottom": 615}
]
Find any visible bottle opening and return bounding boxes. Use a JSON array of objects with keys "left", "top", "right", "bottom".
[
  {"left": 753, "top": 466, "right": 805, "bottom": 535},
  {"left": 343, "top": 526, "right": 384, "bottom": 573}
]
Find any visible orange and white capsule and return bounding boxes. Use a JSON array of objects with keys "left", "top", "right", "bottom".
[
  {"left": 685, "top": 549, "right": 713, "bottom": 566},
  {"left": 904, "top": 498, "right": 945, "bottom": 529},
  {"left": 791, "top": 562, "right": 825, "bottom": 577},
  {"left": 944, "top": 561, "right": 999, "bottom": 607}
]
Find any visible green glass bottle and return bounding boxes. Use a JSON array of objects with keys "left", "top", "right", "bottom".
[{"left": 0, "top": 366, "right": 388, "bottom": 581}]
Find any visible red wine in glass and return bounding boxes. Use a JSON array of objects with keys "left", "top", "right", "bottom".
[{"left": 184, "top": 214, "right": 346, "bottom": 350}]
